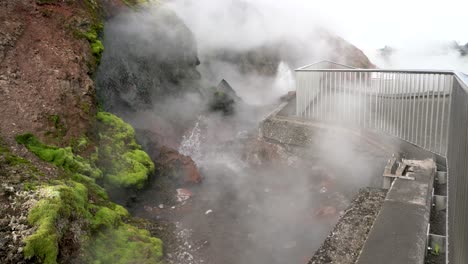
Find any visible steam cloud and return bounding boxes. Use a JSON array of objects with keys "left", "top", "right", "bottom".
[{"left": 100, "top": 1, "right": 468, "bottom": 263}]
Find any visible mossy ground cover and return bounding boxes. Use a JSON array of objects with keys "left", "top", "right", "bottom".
[
  {"left": 15, "top": 112, "right": 161, "bottom": 264},
  {"left": 95, "top": 112, "right": 154, "bottom": 189},
  {"left": 16, "top": 112, "right": 154, "bottom": 189},
  {"left": 23, "top": 179, "right": 163, "bottom": 264}
]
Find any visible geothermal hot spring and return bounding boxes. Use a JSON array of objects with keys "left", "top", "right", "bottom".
[{"left": 126, "top": 62, "right": 388, "bottom": 264}]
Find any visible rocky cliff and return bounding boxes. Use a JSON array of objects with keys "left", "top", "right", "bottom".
[{"left": 96, "top": 6, "right": 201, "bottom": 113}]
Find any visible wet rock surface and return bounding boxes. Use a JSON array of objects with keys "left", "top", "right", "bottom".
[
  {"left": 308, "top": 188, "right": 387, "bottom": 264},
  {"left": 130, "top": 109, "right": 391, "bottom": 264},
  {"left": 157, "top": 146, "right": 203, "bottom": 185}
]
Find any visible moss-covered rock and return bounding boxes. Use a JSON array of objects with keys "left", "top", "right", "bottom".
[
  {"left": 17, "top": 112, "right": 155, "bottom": 190},
  {"left": 23, "top": 179, "right": 163, "bottom": 264},
  {"left": 87, "top": 223, "right": 163, "bottom": 264},
  {"left": 23, "top": 181, "right": 90, "bottom": 264},
  {"left": 15, "top": 133, "right": 103, "bottom": 179},
  {"left": 96, "top": 112, "right": 155, "bottom": 189},
  {"left": 15, "top": 112, "right": 161, "bottom": 263}
]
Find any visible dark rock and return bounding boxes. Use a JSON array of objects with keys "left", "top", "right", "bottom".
[
  {"left": 96, "top": 7, "right": 202, "bottom": 112},
  {"left": 208, "top": 79, "right": 243, "bottom": 115},
  {"left": 217, "top": 79, "right": 242, "bottom": 102}
]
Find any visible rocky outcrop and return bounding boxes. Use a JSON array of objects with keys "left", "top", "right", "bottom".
[
  {"left": 96, "top": 7, "right": 201, "bottom": 113},
  {"left": 156, "top": 146, "right": 202, "bottom": 186},
  {"left": 310, "top": 30, "right": 375, "bottom": 69}
]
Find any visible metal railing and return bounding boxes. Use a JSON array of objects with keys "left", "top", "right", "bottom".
[{"left": 295, "top": 68, "right": 468, "bottom": 263}]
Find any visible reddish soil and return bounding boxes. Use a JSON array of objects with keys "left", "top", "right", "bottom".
[{"left": 0, "top": 0, "right": 99, "bottom": 148}]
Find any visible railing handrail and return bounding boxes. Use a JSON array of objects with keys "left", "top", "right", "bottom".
[
  {"left": 295, "top": 66, "right": 468, "bottom": 264},
  {"left": 295, "top": 68, "right": 456, "bottom": 74},
  {"left": 454, "top": 72, "right": 468, "bottom": 91}
]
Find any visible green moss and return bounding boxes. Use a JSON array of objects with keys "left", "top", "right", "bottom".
[
  {"left": 71, "top": 136, "right": 89, "bottom": 153},
  {"left": 24, "top": 179, "right": 162, "bottom": 264},
  {"left": 77, "top": 24, "right": 104, "bottom": 67},
  {"left": 81, "top": 102, "right": 92, "bottom": 114},
  {"left": 5, "top": 155, "right": 30, "bottom": 166},
  {"left": 87, "top": 223, "right": 163, "bottom": 264},
  {"left": 15, "top": 133, "right": 102, "bottom": 179},
  {"left": 24, "top": 182, "right": 38, "bottom": 191},
  {"left": 24, "top": 181, "right": 90, "bottom": 264},
  {"left": 71, "top": 173, "right": 108, "bottom": 200},
  {"left": 96, "top": 112, "right": 154, "bottom": 189},
  {"left": 91, "top": 205, "right": 128, "bottom": 230}
]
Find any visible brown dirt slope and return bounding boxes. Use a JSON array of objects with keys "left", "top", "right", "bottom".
[{"left": 0, "top": 0, "right": 102, "bottom": 149}]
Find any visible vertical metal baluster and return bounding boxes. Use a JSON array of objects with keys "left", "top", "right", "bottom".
[
  {"left": 416, "top": 74, "right": 422, "bottom": 147},
  {"left": 342, "top": 72, "right": 345, "bottom": 122},
  {"left": 334, "top": 72, "right": 337, "bottom": 121},
  {"left": 397, "top": 73, "right": 401, "bottom": 137},
  {"left": 323, "top": 72, "right": 327, "bottom": 121},
  {"left": 296, "top": 72, "right": 299, "bottom": 116},
  {"left": 345, "top": 72, "right": 351, "bottom": 122},
  {"left": 383, "top": 73, "right": 387, "bottom": 132},
  {"left": 355, "top": 72, "right": 358, "bottom": 125},
  {"left": 403, "top": 73, "right": 407, "bottom": 140},
  {"left": 365, "top": 72, "right": 369, "bottom": 129},
  {"left": 429, "top": 74, "right": 436, "bottom": 151},
  {"left": 411, "top": 74, "right": 416, "bottom": 143},
  {"left": 444, "top": 76, "right": 453, "bottom": 155},
  {"left": 378, "top": 73, "right": 382, "bottom": 131},
  {"left": 342, "top": 72, "right": 345, "bottom": 121},
  {"left": 424, "top": 74, "right": 430, "bottom": 149},
  {"left": 379, "top": 72, "right": 383, "bottom": 131},
  {"left": 439, "top": 75, "right": 446, "bottom": 154},
  {"left": 329, "top": 71, "right": 332, "bottom": 121},
  {"left": 434, "top": 74, "right": 441, "bottom": 154},
  {"left": 305, "top": 71, "right": 308, "bottom": 118},
  {"left": 397, "top": 73, "right": 401, "bottom": 138},
  {"left": 317, "top": 72, "right": 320, "bottom": 120},
  {"left": 330, "top": 71, "right": 333, "bottom": 121},
  {"left": 358, "top": 72, "right": 362, "bottom": 126},
  {"left": 307, "top": 71, "right": 310, "bottom": 118},
  {"left": 389, "top": 73, "right": 395, "bottom": 135},
  {"left": 386, "top": 72, "right": 390, "bottom": 132},
  {"left": 312, "top": 72, "right": 316, "bottom": 119},
  {"left": 300, "top": 72, "right": 307, "bottom": 117},
  {"left": 403, "top": 73, "right": 408, "bottom": 140},
  {"left": 326, "top": 71, "right": 329, "bottom": 120},
  {"left": 324, "top": 72, "right": 327, "bottom": 121},
  {"left": 397, "top": 73, "right": 402, "bottom": 137},
  {"left": 349, "top": 72, "right": 352, "bottom": 122}
]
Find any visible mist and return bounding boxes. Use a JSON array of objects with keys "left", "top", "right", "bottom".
[
  {"left": 97, "top": 1, "right": 467, "bottom": 263},
  {"left": 168, "top": 0, "right": 468, "bottom": 73}
]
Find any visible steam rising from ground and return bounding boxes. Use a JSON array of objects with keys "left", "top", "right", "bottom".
[{"left": 101, "top": 1, "right": 467, "bottom": 263}]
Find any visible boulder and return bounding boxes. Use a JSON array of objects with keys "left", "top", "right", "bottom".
[{"left": 156, "top": 146, "right": 202, "bottom": 185}]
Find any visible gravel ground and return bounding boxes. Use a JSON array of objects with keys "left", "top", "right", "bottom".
[{"left": 308, "top": 188, "right": 387, "bottom": 264}]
